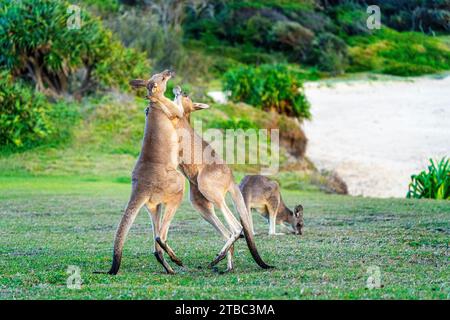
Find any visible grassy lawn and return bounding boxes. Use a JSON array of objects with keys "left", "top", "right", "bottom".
[{"left": 0, "top": 175, "right": 448, "bottom": 299}]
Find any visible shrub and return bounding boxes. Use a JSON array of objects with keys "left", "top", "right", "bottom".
[
  {"left": 347, "top": 29, "right": 450, "bottom": 76},
  {"left": 407, "top": 157, "right": 450, "bottom": 200},
  {"left": 0, "top": 0, "right": 148, "bottom": 97},
  {"left": 223, "top": 64, "right": 310, "bottom": 119},
  {"left": 237, "top": 14, "right": 274, "bottom": 46},
  {"left": 311, "top": 33, "right": 349, "bottom": 75},
  {"left": 269, "top": 21, "right": 315, "bottom": 61},
  {"left": 0, "top": 71, "right": 78, "bottom": 148},
  {"left": 334, "top": 4, "right": 370, "bottom": 36}
]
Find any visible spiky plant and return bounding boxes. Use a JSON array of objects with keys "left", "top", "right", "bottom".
[{"left": 407, "top": 157, "right": 450, "bottom": 200}]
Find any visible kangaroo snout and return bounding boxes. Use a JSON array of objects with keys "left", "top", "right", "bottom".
[{"left": 163, "top": 69, "right": 175, "bottom": 78}]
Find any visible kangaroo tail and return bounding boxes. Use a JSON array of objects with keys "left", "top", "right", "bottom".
[
  {"left": 108, "top": 197, "right": 146, "bottom": 275},
  {"left": 230, "top": 183, "right": 274, "bottom": 269}
]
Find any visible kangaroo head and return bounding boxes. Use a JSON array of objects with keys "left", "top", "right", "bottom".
[
  {"left": 130, "top": 69, "right": 175, "bottom": 99},
  {"left": 130, "top": 70, "right": 184, "bottom": 118},
  {"left": 289, "top": 204, "right": 304, "bottom": 235},
  {"left": 173, "top": 86, "right": 209, "bottom": 117}
]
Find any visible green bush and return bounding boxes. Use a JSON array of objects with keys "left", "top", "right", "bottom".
[
  {"left": 311, "top": 33, "right": 349, "bottom": 75},
  {"left": 0, "top": 0, "right": 148, "bottom": 97},
  {"left": 269, "top": 21, "right": 315, "bottom": 61},
  {"left": 0, "top": 71, "right": 78, "bottom": 148},
  {"left": 334, "top": 4, "right": 370, "bottom": 36},
  {"left": 348, "top": 29, "right": 450, "bottom": 76},
  {"left": 223, "top": 64, "right": 310, "bottom": 119},
  {"left": 407, "top": 158, "right": 450, "bottom": 200}
]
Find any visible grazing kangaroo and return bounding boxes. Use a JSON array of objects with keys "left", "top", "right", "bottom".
[
  {"left": 172, "top": 87, "right": 272, "bottom": 271},
  {"left": 107, "top": 70, "right": 186, "bottom": 275},
  {"left": 240, "top": 175, "right": 304, "bottom": 236}
]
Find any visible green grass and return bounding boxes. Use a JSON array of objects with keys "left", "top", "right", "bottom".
[{"left": 1, "top": 175, "right": 449, "bottom": 299}]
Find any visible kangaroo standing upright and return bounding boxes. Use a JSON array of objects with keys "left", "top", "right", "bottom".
[
  {"left": 171, "top": 87, "right": 272, "bottom": 271},
  {"left": 108, "top": 70, "right": 186, "bottom": 275}
]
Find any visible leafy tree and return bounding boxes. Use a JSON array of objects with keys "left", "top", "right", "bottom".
[{"left": 0, "top": 0, "right": 148, "bottom": 98}]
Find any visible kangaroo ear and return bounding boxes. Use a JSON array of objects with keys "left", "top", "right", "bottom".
[
  {"left": 129, "top": 79, "right": 148, "bottom": 89},
  {"left": 193, "top": 103, "right": 210, "bottom": 110}
]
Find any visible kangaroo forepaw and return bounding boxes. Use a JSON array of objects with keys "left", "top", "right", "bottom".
[{"left": 173, "top": 86, "right": 182, "bottom": 96}]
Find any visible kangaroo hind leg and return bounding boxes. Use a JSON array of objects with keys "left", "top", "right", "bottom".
[
  {"left": 146, "top": 203, "right": 176, "bottom": 274},
  {"left": 190, "top": 185, "right": 235, "bottom": 272},
  {"left": 266, "top": 195, "right": 282, "bottom": 236},
  {"left": 156, "top": 199, "right": 184, "bottom": 267}
]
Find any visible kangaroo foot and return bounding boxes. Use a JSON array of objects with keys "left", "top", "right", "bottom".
[
  {"left": 155, "top": 237, "right": 183, "bottom": 267},
  {"left": 154, "top": 251, "right": 175, "bottom": 275},
  {"left": 225, "top": 265, "right": 234, "bottom": 273},
  {"left": 269, "top": 232, "right": 285, "bottom": 236},
  {"left": 208, "top": 251, "right": 227, "bottom": 268}
]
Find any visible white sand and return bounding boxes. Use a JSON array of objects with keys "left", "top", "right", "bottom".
[{"left": 303, "top": 75, "right": 450, "bottom": 198}]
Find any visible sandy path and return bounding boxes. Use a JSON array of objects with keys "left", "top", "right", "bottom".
[{"left": 303, "top": 75, "right": 450, "bottom": 198}]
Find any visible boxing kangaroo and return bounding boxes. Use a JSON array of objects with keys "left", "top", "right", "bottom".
[
  {"left": 240, "top": 175, "right": 304, "bottom": 236},
  {"left": 172, "top": 87, "right": 273, "bottom": 271},
  {"left": 107, "top": 70, "right": 186, "bottom": 275}
]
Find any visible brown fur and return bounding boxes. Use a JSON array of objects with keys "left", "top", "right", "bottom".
[
  {"left": 107, "top": 70, "right": 185, "bottom": 275},
  {"left": 173, "top": 87, "right": 272, "bottom": 271},
  {"left": 239, "top": 175, "right": 304, "bottom": 235}
]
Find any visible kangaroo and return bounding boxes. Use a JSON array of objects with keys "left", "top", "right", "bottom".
[
  {"left": 107, "top": 70, "right": 186, "bottom": 275},
  {"left": 240, "top": 175, "right": 304, "bottom": 236},
  {"left": 171, "top": 87, "right": 272, "bottom": 271}
]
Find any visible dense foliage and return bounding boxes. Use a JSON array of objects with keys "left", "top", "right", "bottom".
[
  {"left": 0, "top": 71, "right": 78, "bottom": 148},
  {"left": 348, "top": 29, "right": 450, "bottom": 76},
  {"left": 223, "top": 64, "right": 311, "bottom": 119},
  {"left": 183, "top": 0, "right": 450, "bottom": 75},
  {"left": 0, "top": 0, "right": 148, "bottom": 97},
  {"left": 407, "top": 158, "right": 450, "bottom": 200},
  {"left": 78, "top": 0, "right": 450, "bottom": 78}
]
